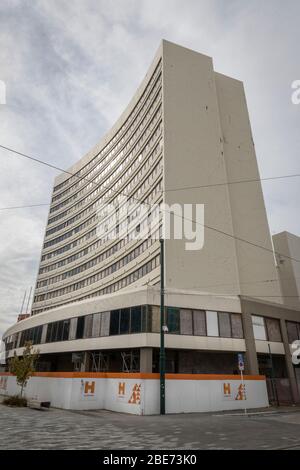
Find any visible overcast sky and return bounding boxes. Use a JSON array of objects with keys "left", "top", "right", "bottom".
[{"left": 0, "top": 0, "right": 299, "bottom": 340}]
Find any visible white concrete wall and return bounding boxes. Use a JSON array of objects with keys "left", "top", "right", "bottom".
[
  {"left": 0, "top": 373, "right": 268, "bottom": 415},
  {"left": 215, "top": 73, "right": 283, "bottom": 303},
  {"left": 162, "top": 41, "right": 241, "bottom": 295},
  {"left": 273, "top": 231, "right": 300, "bottom": 309}
]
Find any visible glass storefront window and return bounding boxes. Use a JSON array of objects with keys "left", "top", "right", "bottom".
[
  {"left": 180, "top": 309, "right": 193, "bottom": 335},
  {"left": 130, "top": 306, "right": 142, "bottom": 333},
  {"left": 231, "top": 314, "right": 243, "bottom": 339},
  {"left": 101, "top": 311, "right": 110, "bottom": 337},
  {"left": 110, "top": 310, "right": 120, "bottom": 335},
  {"left": 206, "top": 311, "right": 219, "bottom": 337},
  {"left": 286, "top": 321, "right": 300, "bottom": 343},
  {"left": 76, "top": 316, "right": 85, "bottom": 339},
  {"left": 265, "top": 318, "right": 282, "bottom": 342},
  {"left": 92, "top": 313, "right": 101, "bottom": 338},
  {"left": 252, "top": 315, "right": 266, "bottom": 341},
  {"left": 62, "top": 320, "right": 70, "bottom": 341},
  {"left": 167, "top": 307, "right": 180, "bottom": 334},
  {"left": 193, "top": 310, "right": 206, "bottom": 336},
  {"left": 120, "top": 309, "right": 130, "bottom": 334},
  {"left": 218, "top": 312, "right": 231, "bottom": 338}
]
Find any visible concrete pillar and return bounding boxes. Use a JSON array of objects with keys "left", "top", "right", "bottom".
[
  {"left": 280, "top": 318, "right": 300, "bottom": 403},
  {"left": 242, "top": 312, "right": 259, "bottom": 375},
  {"left": 80, "top": 352, "right": 89, "bottom": 372},
  {"left": 140, "top": 348, "right": 153, "bottom": 373}
]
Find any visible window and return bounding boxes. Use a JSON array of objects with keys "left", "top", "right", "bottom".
[
  {"left": 110, "top": 310, "right": 120, "bottom": 335},
  {"left": 83, "top": 315, "right": 93, "bottom": 338},
  {"left": 62, "top": 320, "right": 70, "bottom": 341},
  {"left": 92, "top": 313, "right": 101, "bottom": 337},
  {"left": 231, "top": 314, "right": 243, "bottom": 339},
  {"left": 167, "top": 307, "right": 180, "bottom": 334},
  {"left": 193, "top": 310, "right": 206, "bottom": 336},
  {"left": 120, "top": 309, "right": 130, "bottom": 334},
  {"left": 19, "top": 326, "right": 43, "bottom": 347},
  {"left": 101, "top": 311, "right": 110, "bottom": 336},
  {"left": 252, "top": 315, "right": 266, "bottom": 340},
  {"left": 286, "top": 321, "right": 300, "bottom": 343},
  {"left": 52, "top": 322, "right": 59, "bottom": 342},
  {"left": 206, "top": 311, "right": 219, "bottom": 337},
  {"left": 131, "top": 306, "right": 142, "bottom": 333},
  {"left": 265, "top": 318, "right": 282, "bottom": 342},
  {"left": 76, "top": 317, "right": 85, "bottom": 339},
  {"left": 180, "top": 309, "right": 193, "bottom": 335},
  {"left": 218, "top": 312, "right": 231, "bottom": 338},
  {"left": 46, "top": 323, "right": 53, "bottom": 343}
]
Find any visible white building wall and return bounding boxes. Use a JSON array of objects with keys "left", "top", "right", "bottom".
[
  {"left": 162, "top": 40, "right": 240, "bottom": 295},
  {"left": 215, "top": 73, "right": 283, "bottom": 303},
  {"left": 273, "top": 231, "right": 300, "bottom": 308}
]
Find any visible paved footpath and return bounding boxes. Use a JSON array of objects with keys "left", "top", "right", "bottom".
[{"left": 1, "top": 404, "right": 300, "bottom": 450}]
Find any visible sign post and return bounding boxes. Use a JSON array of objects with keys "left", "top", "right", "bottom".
[{"left": 238, "top": 353, "right": 247, "bottom": 415}]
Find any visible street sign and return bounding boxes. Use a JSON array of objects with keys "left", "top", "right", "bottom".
[{"left": 238, "top": 353, "right": 244, "bottom": 371}]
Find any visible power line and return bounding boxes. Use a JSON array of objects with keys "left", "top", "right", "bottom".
[
  {"left": 3, "top": 142, "right": 300, "bottom": 195},
  {"left": 178, "top": 275, "right": 300, "bottom": 290},
  {"left": 164, "top": 289, "right": 300, "bottom": 299},
  {"left": 1, "top": 143, "right": 300, "bottom": 265},
  {"left": 0, "top": 144, "right": 78, "bottom": 176},
  {"left": 0, "top": 204, "right": 50, "bottom": 211},
  {"left": 162, "top": 173, "right": 300, "bottom": 193}
]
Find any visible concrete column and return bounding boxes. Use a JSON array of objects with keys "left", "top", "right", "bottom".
[
  {"left": 80, "top": 352, "right": 89, "bottom": 372},
  {"left": 280, "top": 318, "right": 300, "bottom": 403},
  {"left": 140, "top": 348, "right": 153, "bottom": 373},
  {"left": 242, "top": 312, "right": 259, "bottom": 375}
]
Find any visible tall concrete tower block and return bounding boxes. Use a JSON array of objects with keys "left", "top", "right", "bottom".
[
  {"left": 162, "top": 40, "right": 282, "bottom": 303},
  {"left": 273, "top": 231, "right": 300, "bottom": 308}
]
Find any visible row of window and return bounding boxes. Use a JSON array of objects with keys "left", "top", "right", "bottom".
[
  {"left": 48, "top": 124, "right": 161, "bottom": 236},
  {"left": 44, "top": 124, "right": 162, "bottom": 250},
  {"left": 53, "top": 63, "right": 161, "bottom": 195},
  {"left": 35, "top": 182, "right": 161, "bottom": 294},
  {"left": 6, "top": 306, "right": 244, "bottom": 349},
  {"left": 50, "top": 102, "right": 162, "bottom": 220},
  {"left": 40, "top": 174, "right": 162, "bottom": 276},
  {"left": 37, "top": 232, "right": 159, "bottom": 289},
  {"left": 252, "top": 315, "right": 282, "bottom": 342},
  {"left": 46, "top": 120, "right": 162, "bottom": 248},
  {"left": 51, "top": 88, "right": 162, "bottom": 212},
  {"left": 8, "top": 311, "right": 300, "bottom": 351},
  {"left": 34, "top": 254, "right": 160, "bottom": 305},
  {"left": 41, "top": 147, "right": 162, "bottom": 264},
  {"left": 39, "top": 207, "right": 160, "bottom": 276}
]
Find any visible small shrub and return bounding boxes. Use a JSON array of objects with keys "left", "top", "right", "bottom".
[{"left": 3, "top": 395, "right": 27, "bottom": 407}]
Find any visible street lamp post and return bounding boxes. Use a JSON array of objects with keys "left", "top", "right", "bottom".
[{"left": 159, "top": 237, "right": 165, "bottom": 415}]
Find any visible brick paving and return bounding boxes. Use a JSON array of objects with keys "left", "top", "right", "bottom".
[{"left": 1, "top": 404, "right": 300, "bottom": 450}]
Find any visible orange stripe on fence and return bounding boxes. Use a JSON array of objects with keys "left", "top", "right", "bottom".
[{"left": 0, "top": 372, "right": 265, "bottom": 380}]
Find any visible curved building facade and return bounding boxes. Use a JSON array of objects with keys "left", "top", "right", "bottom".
[
  {"left": 33, "top": 54, "right": 163, "bottom": 315},
  {"left": 2, "top": 41, "right": 300, "bottom": 403}
]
